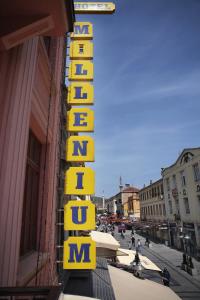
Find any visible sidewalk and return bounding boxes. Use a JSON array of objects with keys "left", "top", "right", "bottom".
[
  {"left": 114, "top": 228, "right": 200, "bottom": 299},
  {"left": 136, "top": 233, "right": 200, "bottom": 284}
]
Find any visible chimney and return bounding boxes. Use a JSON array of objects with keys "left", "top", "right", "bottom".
[{"left": 150, "top": 180, "right": 153, "bottom": 185}]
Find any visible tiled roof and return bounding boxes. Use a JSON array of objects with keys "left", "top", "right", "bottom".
[{"left": 122, "top": 186, "right": 139, "bottom": 193}]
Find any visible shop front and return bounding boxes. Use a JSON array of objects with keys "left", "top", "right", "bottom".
[{"left": 182, "top": 222, "right": 197, "bottom": 257}]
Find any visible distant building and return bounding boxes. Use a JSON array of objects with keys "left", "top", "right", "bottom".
[
  {"left": 91, "top": 196, "right": 105, "bottom": 214},
  {"left": 162, "top": 148, "right": 200, "bottom": 259},
  {"left": 127, "top": 194, "right": 140, "bottom": 219},
  {"left": 106, "top": 184, "right": 140, "bottom": 216},
  {"left": 139, "top": 179, "right": 167, "bottom": 242}
]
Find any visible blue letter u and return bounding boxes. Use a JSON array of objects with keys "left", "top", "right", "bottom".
[{"left": 71, "top": 206, "right": 88, "bottom": 224}]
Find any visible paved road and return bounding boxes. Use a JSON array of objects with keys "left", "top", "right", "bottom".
[{"left": 114, "top": 228, "right": 200, "bottom": 300}]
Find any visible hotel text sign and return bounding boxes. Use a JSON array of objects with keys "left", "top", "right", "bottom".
[
  {"left": 64, "top": 22, "right": 96, "bottom": 270},
  {"left": 74, "top": 2, "right": 115, "bottom": 14}
]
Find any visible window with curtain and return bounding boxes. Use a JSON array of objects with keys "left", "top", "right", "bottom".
[{"left": 20, "top": 130, "right": 42, "bottom": 256}]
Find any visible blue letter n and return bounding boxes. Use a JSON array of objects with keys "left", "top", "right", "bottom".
[{"left": 72, "top": 141, "right": 88, "bottom": 156}]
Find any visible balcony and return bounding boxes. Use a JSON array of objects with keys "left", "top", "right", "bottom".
[
  {"left": 0, "top": 286, "right": 61, "bottom": 300},
  {"left": 0, "top": 0, "right": 74, "bottom": 50},
  {"left": 172, "top": 188, "right": 178, "bottom": 199}
]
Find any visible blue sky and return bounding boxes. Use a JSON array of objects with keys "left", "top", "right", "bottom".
[{"left": 74, "top": 0, "right": 200, "bottom": 197}]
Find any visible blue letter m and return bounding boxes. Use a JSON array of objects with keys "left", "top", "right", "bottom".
[
  {"left": 68, "top": 243, "right": 91, "bottom": 263},
  {"left": 74, "top": 25, "right": 89, "bottom": 35}
]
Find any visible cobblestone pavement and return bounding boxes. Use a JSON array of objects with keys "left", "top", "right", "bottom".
[{"left": 114, "top": 228, "right": 200, "bottom": 300}]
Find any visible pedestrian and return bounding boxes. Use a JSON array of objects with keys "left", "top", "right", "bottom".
[
  {"left": 162, "top": 267, "right": 171, "bottom": 287},
  {"left": 137, "top": 239, "right": 142, "bottom": 254},
  {"left": 131, "top": 235, "right": 135, "bottom": 247},
  {"left": 131, "top": 226, "right": 134, "bottom": 234},
  {"left": 131, "top": 250, "right": 143, "bottom": 278},
  {"left": 145, "top": 237, "right": 150, "bottom": 247},
  {"left": 128, "top": 240, "right": 132, "bottom": 250}
]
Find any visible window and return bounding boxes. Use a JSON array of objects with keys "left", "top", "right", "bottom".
[
  {"left": 166, "top": 178, "right": 170, "bottom": 191},
  {"left": 193, "top": 163, "right": 200, "bottom": 182},
  {"left": 197, "top": 195, "right": 200, "bottom": 207},
  {"left": 150, "top": 206, "right": 153, "bottom": 215},
  {"left": 180, "top": 170, "right": 186, "bottom": 186},
  {"left": 157, "top": 186, "right": 160, "bottom": 196},
  {"left": 163, "top": 204, "right": 166, "bottom": 216},
  {"left": 148, "top": 206, "right": 150, "bottom": 215},
  {"left": 159, "top": 204, "right": 162, "bottom": 215},
  {"left": 156, "top": 204, "right": 159, "bottom": 215},
  {"left": 184, "top": 197, "right": 190, "bottom": 214},
  {"left": 161, "top": 184, "right": 164, "bottom": 195},
  {"left": 20, "top": 131, "right": 42, "bottom": 256},
  {"left": 172, "top": 174, "right": 177, "bottom": 189},
  {"left": 153, "top": 205, "right": 155, "bottom": 215},
  {"left": 168, "top": 201, "right": 173, "bottom": 214},
  {"left": 175, "top": 199, "right": 180, "bottom": 214}
]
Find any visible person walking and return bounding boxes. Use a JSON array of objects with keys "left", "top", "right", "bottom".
[
  {"left": 137, "top": 239, "right": 142, "bottom": 254},
  {"left": 162, "top": 267, "right": 171, "bottom": 287},
  {"left": 145, "top": 237, "right": 150, "bottom": 247},
  {"left": 128, "top": 240, "right": 132, "bottom": 250},
  {"left": 131, "top": 226, "right": 134, "bottom": 234},
  {"left": 131, "top": 235, "right": 135, "bottom": 247}
]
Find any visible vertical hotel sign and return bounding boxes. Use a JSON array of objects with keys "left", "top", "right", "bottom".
[{"left": 64, "top": 22, "right": 96, "bottom": 269}]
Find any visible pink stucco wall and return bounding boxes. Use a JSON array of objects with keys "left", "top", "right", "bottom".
[{"left": 0, "top": 36, "right": 65, "bottom": 286}]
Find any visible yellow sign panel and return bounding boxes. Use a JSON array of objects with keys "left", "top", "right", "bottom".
[
  {"left": 63, "top": 237, "right": 96, "bottom": 269},
  {"left": 66, "top": 136, "right": 95, "bottom": 162},
  {"left": 64, "top": 201, "right": 96, "bottom": 230},
  {"left": 74, "top": 2, "right": 115, "bottom": 14},
  {"left": 71, "top": 22, "right": 93, "bottom": 40},
  {"left": 68, "top": 60, "right": 94, "bottom": 81},
  {"left": 64, "top": 167, "right": 95, "bottom": 195},
  {"left": 67, "top": 108, "right": 94, "bottom": 132},
  {"left": 67, "top": 82, "right": 94, "bottom": 105},
  {"left": 70, "top": 41, "right": 93, "bottom": 60}
]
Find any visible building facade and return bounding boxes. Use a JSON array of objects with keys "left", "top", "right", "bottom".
[
  {"left": 162, "top": 148, "right": 200, "bottom": 259},
  {"left": 91, "top": 196, "right": 105, "bottom": 214},
  {"left": 0, "top": 0, "right": 74, "bottom": 287},
  {"left": 123, "top": 191, "right": 140, "bottom": 219},
  {"left": 139, "top": 179, "right": 168, "bottom": 242},
  {"left": 106, "top": 184, "right": 140, "bottom": 217}
]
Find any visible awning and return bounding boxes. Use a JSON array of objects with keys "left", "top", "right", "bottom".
[
  {"left": 59, "top": 293, "right": 100, "bottom": 300},
  {"left": 90, "top": 231, "right": 120, "bottom": 250},
  {"left": 117, "top": 248, "right": 161, "bottom": 272},
  {"left": 90, "top": 231, "right": 121, "bottom": 258},
  {"left": 108, "top": 265, "right": 181, "bottom": 300}
]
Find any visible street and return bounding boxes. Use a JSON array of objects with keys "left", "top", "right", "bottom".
[{"left": 114, "top": 227, "right": 200, "bottom": 300}]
